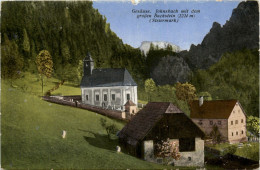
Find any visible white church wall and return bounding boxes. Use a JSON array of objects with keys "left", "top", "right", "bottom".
[{"left": 81, "top": 86, "right": 137, "bottom": 109}]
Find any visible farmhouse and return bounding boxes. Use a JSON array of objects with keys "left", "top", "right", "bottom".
[
  {"left": 80, "top": 53, "right": 138, "bottom": 111},
  {"left": 190, "top": 97, "right": 247, "bottom": 144},
  {"left": 118, "top": 102, "right": 205, "bottom": 166}
]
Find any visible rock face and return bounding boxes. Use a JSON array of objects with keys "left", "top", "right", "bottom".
[
  {"left": 151, "top": 1, "right": 258, "bottom": 85},
  {"left": 151, "top": 55, "right": 191, "bottom": 85},
  {"left": 182, "top": 1, "right": 259, "bottom": 69},
  {"left": 139, "top": 41, "right": 181, "bottom": 56}
]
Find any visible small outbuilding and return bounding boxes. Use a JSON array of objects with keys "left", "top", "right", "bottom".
[
  {"left": 118, "top": 102, "right": 205, "bottom": 166},
  {"left": 124, "top": 100, "right": 137, "bottom": 115}
]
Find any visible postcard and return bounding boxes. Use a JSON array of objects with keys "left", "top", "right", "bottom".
[{"left": 1, "top": 0, "right": 259, "bottom": 169}]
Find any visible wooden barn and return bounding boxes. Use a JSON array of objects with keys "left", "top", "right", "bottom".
[{"left": 118, "top": 102, "right": 205, "bottom": 166}]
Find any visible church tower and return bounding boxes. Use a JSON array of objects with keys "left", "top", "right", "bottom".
[{"left": 83, "top": 52, "right": 94, "bottom": 76}]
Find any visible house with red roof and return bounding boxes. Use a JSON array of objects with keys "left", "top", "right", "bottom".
[{"left": 190, "top": 97, "right": 247, "bottom": 144}]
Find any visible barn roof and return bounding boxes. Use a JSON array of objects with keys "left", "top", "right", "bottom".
[
  {"left": 190, "top": 100, "right": 242, "bottom": 119},
  {"left": 80, "top": 68, "right": 137, "bottom": 87},
  {"left": 118, "top": 102, "right": 204, "bottom": 145}
]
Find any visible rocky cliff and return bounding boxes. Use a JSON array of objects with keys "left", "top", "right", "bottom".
[
  {"left": 183, "top": 1, "right": 259, "bottom": 69},
  {"left": 151, "top": 1, "right": 258, "bottom": 85},
  {"left": 151, "top": 55, "right": 191, "bottom": 85}
]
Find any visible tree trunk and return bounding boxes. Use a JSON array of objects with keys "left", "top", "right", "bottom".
[{"left": 41, "top": 77, "right": 44, "bottom": 96}]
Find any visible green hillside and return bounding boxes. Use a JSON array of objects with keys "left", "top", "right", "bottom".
[
  {"left": 1, "top": 1, "right": 258, "bottom": 118},
  {"left": 1, "top": 76, "right": 172, "bottom": 169},
  {"left": 1, "top": 1, "right": 148, "bottom": 85},
  {"left": 191, "top": 49, "right": 259, "bottom": 117}
]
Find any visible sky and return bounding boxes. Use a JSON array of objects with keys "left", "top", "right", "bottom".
[{"left": 93, "top": 0, "right": 240, "bottom": 50}]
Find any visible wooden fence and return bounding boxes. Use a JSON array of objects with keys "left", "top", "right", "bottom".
[
  {"left": 248, "top": 136, "right": 259, "bottom": 142},
  {"left": 42, "top": 96, "right": 127, "bottom": 121},
  {"left": 137, "top": 103, "right": 146, "bottom": 108}
]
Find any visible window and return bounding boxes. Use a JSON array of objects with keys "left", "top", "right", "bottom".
[
  {"left": 198, "top": 121, "right": 203, "bottom": 125},
  {"left": 112, "top": 94, "right": 115, "bottom": 101},
  {"left": 231, "top": 121, "right": 233, "bottom": 125},
  {"left": 127, "top": 94, "right": 130, "bottom": 100},
  {"left": 86, "top": 95, "right": 88, "bottom": 101},
  {"left": 242, "top": 130, "right": 244, "bottom": 134},
  {"left": 210, "top": 121, "right": 213, "bottom": 125},
  {"left": 235, "top": 120, "right": 238, "bottom": 124},
  {"left": 218, "top": 121, "right": 221, "bottom": 125},
  {"left": 232, "top": 132, "right": 233, "bottom": 136},
  {"left": 95, "top": 95, "right": 99, "bottom": 101},
  {"left": 241, "top": 119, "right": 243, "bottom": 123},
  {"left": 104, "top": 94, "right": 107, "bottom": 101},
  {"left": 132, "top": 110, "right": 135, "bottom": 114},
  {"left": 179, "top": 138, "right": 195, "bottom": 152},
  {"left": 233, "top": 110, "right": 235, "bottom": 114},
  {"left": 157, "top": 159, "right": 163, "bottom": 163},
  {"left": 236, "top": 131, "right": 238, "bottom": 135},
  {"left": 188, "top": 157, "right": 192, "bottom": 161}
]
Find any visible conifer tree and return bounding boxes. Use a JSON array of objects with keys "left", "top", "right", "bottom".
[
  {"left": 1, "top": 34, "right": 24, "bottom": 82},
  {"left": 145, "top": 78, "right": 157, "bottom": 101},
  {"left": 23, "top": 29, "right": 30, "bottom": 52}
]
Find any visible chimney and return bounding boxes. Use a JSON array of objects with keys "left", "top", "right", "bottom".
[{"left": 199, "top": 96, "right": 204, "bottom": 106}]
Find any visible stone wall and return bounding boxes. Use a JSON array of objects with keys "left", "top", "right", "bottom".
[
  {"left": 172, "top": 138, "right": 204, "bottom": 167},
  {"left": 42, "top": 96, "right": 127, "bottom": 120},
  {"left": 192, "top": 118, "right": 228, "bottom": 140},
  {"left": 143, "top": 140, "right": 154, "bottom": 161},
  {"left": 228, "top": 103, "right": 247, "bottom": 143},
  {"left": 143, "top": 137, "right": 204, "bottom": 167}
]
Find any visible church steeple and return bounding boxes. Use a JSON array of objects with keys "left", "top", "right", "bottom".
[{"left": 83, "top": 52, "right": 94, "bottom": 76}]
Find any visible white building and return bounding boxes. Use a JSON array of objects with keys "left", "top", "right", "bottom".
[{"left": 80, "top": 53, "right": 138, "bottom": 110}]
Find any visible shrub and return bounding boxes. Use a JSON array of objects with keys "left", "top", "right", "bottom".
[
  {"left": 236, "top": 143, "right": 259, "bottom": 161},
  {"left": 210, "top": 125, "right": 223, "bottom": 144},
  {"left": 221, "top": 145, "right": 237, "bottom": 156},
  {"left": 155, "top": 138, "right": 180, "bottom": 160},
  {"left": 247, "top": 116, "right": 259, "bottom": 136},
  {"left": 100, "top": 118, "right": 119, "bottom": 139}
]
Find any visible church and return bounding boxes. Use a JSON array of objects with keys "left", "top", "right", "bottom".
[{"left": 80, "top": 53, "right": 138, "bottom": 111}]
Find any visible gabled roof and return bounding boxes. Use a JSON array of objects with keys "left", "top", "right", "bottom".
[
  {"left": 124, "top": 100, "right": 136, "bottom": 106},
  {"left": 190, "top": 100, "right": 241, "bottom": 119},
  {"left": 80, "top": 68, "right": 137, "bottom": 87},
  {"left": 118, "top": 102, "right": 204, "bottom": 145}
]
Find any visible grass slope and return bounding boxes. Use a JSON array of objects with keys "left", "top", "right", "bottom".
[
  {"left": 2, "top": 75, "right": 172, "bottom": 169},
  {"left": 208, "top": 143, "right": 259, "bottom": 161}
]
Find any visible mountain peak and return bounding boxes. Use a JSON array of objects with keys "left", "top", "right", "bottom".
[
  {"left": 183, "top": 1, "right": 259, "bottom": 69},
  {"left": 139, "top": 41, "right": 181, "bottom": 56}
]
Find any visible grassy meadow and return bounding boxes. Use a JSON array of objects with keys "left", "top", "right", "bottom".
[
  {"left": 2, "top": 73, "right": 255, "bottom": 169},
  {"left": 207, "top": 142, "right": 259, "bottom": 161},
  {"left": 1, "top": 73, "right": 174, "bottom": 169}
]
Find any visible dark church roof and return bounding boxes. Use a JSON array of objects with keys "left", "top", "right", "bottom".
[
  {"left": 80, "top": 68, "right": 137, "bottom": 87},
  {"left": 118, "top": 102, "right": 204, "bottom": 146}
]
